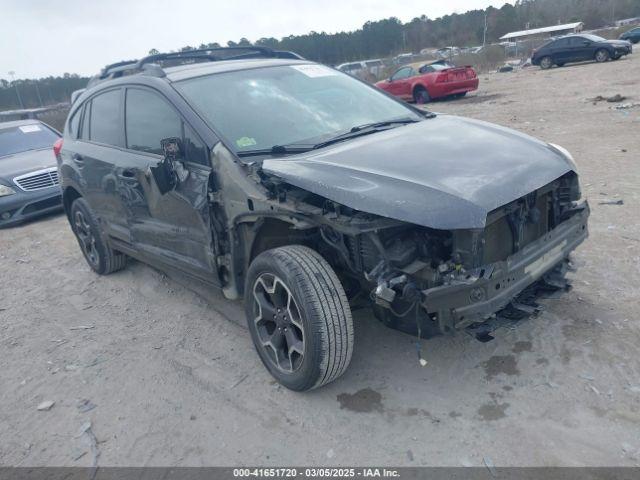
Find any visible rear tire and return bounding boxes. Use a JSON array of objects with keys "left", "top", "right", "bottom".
[
  {"left": 595, "top": 49, "right": 610, "bottom": 63},
  {"left": 70, "top": 198, "right": 127, "bottom": 275},
  {"left": 245, "top": 245, "right": 354, "bottom": 391},
  {"left": 413, "top": 86, "right": 431, "bottom": 104},
  {"left": 540, "top": 56, "right": 553, "bottom": 69}
]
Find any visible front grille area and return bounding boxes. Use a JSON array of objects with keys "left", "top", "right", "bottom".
[{"left": 13, "top": 168, "right": 59, "bottom": 191}]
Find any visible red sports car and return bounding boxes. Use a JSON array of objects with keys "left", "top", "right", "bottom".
[{"left": 375, "top": 61, "right": 479, "bottom": 103}]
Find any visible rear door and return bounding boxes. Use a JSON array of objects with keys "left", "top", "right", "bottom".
[
  {"left": 72, "top": 88, "right": 132, "bottom": 241},
  {"left": 120, "top": 86, "right": 218, "bottom": 283}
]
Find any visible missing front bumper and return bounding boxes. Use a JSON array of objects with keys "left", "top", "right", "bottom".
[{"left": 421, "top": 202, "right": 589, "bottom": 331}]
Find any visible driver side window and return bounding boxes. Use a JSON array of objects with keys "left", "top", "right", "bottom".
[
  {"left": 391, "top": 67, "right": 413, "bottom": 81},
  {"left": 124, "top": 88, "right": 207, "bottom": 164}
]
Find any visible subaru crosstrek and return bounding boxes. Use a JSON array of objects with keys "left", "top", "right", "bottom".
[{"left": 57, "top": 47, "right": 590, "bottom": 391}]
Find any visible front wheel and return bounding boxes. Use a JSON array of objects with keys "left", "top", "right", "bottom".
[
  {"left": 595, "top": 49, "right": 610, "bottom": 63},
  {"left": 245, "top": 245, "right": 354, "bottom": 391},
  {"left": 540, "top": 56, "right": 553, "bottom": 69}
]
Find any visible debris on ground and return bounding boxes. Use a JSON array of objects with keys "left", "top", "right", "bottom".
[
  {"left": 598, "top": 199, "right": 624, "bottom": 205},
  {"left": 36, "top": 400, "right": 55, "bottom": 411},
  {"left": 483, "top": 456, "right": 497, "bottom": 477},
  {"left": 588, "top": 384, "right": 601, "bottom": 395},
  {"left": 77, "top": 399, "right": 97, "bottom": 413},
  {"left": 69, "top": 325, "right": 95, "bottom": 331},
  {"left": 326, "top": 448, "right": 336, "bottom": 459},
  {"left": 592, "top": 94, "right": 626, "bottom": 103},
  {"left": 78, "top": 421, "right": 100, "bottom": 468},
  {"left": 615, "top": 103, "right": 640, "bottom": 110},
  {"left": 498, "top": 65, "right": 514, "bottom": 73}
]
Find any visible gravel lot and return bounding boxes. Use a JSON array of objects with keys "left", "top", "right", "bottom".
[{"left": 1, "top": 53, "right": 639, "bottom": 468}]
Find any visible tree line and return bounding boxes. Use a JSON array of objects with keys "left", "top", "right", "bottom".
[{"left": 2, "top": 0, "right": 639, "bottom": 111}]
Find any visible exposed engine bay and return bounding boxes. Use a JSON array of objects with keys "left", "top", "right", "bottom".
[{"left": 236, "top": 169, "right": 589, "bottom": 339}]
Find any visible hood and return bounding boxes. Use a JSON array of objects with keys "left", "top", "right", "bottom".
[
  {"left": 262, "top": 115, "right": 575, "bottom": 230},
  {"left": 0, "top": 148, "right": 57, "bottom": 184}
]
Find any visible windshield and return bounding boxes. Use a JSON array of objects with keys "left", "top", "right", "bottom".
[
  {"left": 175, "top": 64, "right": 421, "bottom": 154},
  {"left": 0, "top": 123, "right": 59, "bottom": 158},
  {"left": 580, "top": 34, "right": 606, "bottom": 42}
]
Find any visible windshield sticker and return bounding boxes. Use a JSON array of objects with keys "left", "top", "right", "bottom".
[
  {"left": 236, "top": 136, "right": 257, "bottom": 148},
  {"left": 19, "top": 125, "right": 42, "bottom": 133},
  {"left": 291, "top": 65, "right": 339, "bottom": 78}
]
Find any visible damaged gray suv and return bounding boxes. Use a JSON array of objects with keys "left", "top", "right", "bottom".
[{"left": 57, "top": 47, "right": 589, "bottom": 391}]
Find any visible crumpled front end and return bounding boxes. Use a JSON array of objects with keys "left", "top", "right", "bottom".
[{"left": 345, "top": 171, "right": 589, "bottom": 337}]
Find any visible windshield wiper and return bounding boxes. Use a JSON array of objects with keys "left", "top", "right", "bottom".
[
  {"left": 236, "top": 145, "right": 314, "bottom": 158},
  {"left": 236, "top": 117, "right": 422, "bottom": 158},
  {"left": 310, "top": 117, "right": 420, "bottom": 150},
  {"left": 349, "top": 118, "right": 420, "bottom": 132}
]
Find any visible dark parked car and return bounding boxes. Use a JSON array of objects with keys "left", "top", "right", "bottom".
[
  {"left": 619, "top": 26, "right": 640, "bottom": 44},
  {"left": 57, "top": 47, "right": 590, "bottom": 391},
  {"left": 0, "top": 120, "right": 63, "bottom": 227},
  {"left": 532, "top": 33, "right": 632, "bottom": 69}
]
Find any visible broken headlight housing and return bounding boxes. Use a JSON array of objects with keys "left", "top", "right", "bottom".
[{"left": 0, "top": 184, "right": 17, "bottom": 197}]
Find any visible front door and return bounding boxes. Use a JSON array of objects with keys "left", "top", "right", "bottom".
[
  {"left": 119, "top": 87, "right": 219, "bottom": 284},
  {"left": 387, "top": 67, "right": 413, "bottom": 97}
]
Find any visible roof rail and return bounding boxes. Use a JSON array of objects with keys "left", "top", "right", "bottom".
[{"left": 88, "top": 46, "right": 304, "bottom": 87}]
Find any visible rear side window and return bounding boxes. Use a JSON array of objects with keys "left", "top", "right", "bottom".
[
  {"left": 80, "top": 101, "right": 91, "bottom": 141},
  {"left": 125, "top": 89, "right": 181, "bottom": 155},
  {"left": 89, "top": 89, "right": 123, "bottom": 146},
  {"left": 68, "top": 110, "right": 81, "bottom": 139}
]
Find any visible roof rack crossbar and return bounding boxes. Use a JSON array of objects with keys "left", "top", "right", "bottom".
[
  {"left": 89, "top": 46, "right": 304, "bottom": 87},
  {"left": 133, "top": 46, "right": 279, "bottom": 70}
]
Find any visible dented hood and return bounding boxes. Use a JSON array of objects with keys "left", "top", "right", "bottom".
[{"left": 262, "top": 115, "right": 574, "bottom": 230}]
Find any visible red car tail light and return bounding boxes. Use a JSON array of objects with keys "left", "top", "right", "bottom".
[{"left": 53, "top": 138, "right": 63, "bottom": 157}]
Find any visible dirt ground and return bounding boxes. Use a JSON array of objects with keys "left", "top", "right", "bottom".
[{"left": 1, "top": 53, "right": 639, "bottom": 468}]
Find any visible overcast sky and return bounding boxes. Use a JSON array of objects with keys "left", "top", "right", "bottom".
[{"left": 2, "top": 0, "right": 513, "bottom": 79}]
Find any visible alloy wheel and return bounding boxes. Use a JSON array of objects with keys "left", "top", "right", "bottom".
[
  {"left": 74, "top": 210, "right": 99, "bottom": 267},
  {"left": 252, "top": 273, "right": 305, "bottom": 373}
]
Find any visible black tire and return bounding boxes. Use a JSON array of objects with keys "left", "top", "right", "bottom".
[
  {"left": 595, "top": 49, "right": 610, "bottom": 63},
  {"left": 413, "top": 86, "right": 431, "bottom": 104},
  {"left": 245, "top": 245, "right": 354, "bottom": 391},
  {"left": 540, "top": 56, "right": 553, "bottom": 69},
  {"left": 70, "top": 197, "right": 127, "bottom": 275}
]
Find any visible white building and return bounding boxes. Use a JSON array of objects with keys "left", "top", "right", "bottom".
[{"left": 500, "top": 22, "right": 584, "bottom": 42}]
